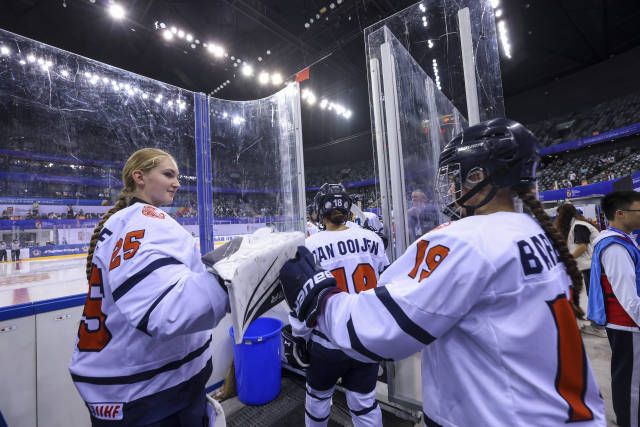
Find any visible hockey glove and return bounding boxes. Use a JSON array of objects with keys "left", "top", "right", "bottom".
[
  {"left": 279, "top": 246, "right": 342, "bottom": 327},
  {"left": 281, "top": 324, "right": 311, "bottom": 369}
]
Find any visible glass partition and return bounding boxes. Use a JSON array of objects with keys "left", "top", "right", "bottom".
[
  {"left": 208, "top": 84, "right": 305, "bottom": 243},
  {"left": 0, "top": 29, "right": 196, "bottom": 306},
  {"left": 365, "top": 0, "right": 503, "bottom": 410},
  {"left": 364, "top": 0, "right": 504, "bottom": 123}
]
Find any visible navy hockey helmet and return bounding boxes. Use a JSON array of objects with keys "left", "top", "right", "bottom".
[
  {"left": 314, "top": 183, "right": 352, "bottom": 218},
  {"left": 436, "top": 118, "right": 540, "bottom": 219}
]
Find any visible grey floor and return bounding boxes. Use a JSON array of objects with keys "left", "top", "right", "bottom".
[{"left": 219, "top": 285, "right": 617, "bottom": 426}]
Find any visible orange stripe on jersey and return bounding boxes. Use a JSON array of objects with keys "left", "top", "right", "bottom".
[{"left": 547, "top": 295, "right": 593, "bottom": 422}]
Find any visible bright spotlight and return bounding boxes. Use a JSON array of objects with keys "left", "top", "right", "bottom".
[
  {"left": 186, "top": 34, "right": 193, "bottom": 42},
  {"left": 419, "top": 3, "right": 426, "bottom": 12},
  {"left": 241, "top": 64, "right": 254, "bottom": 77},
  {"left": 177, "top": 30, "right": 184, "bottom": 39},
  {"left": 491, "top": 0, "right": 499, "bottom": 7},
  {"left": 208, "top": 44, "right": 225, "bottom": 58},
  {"left": 171, "top": 27, "right": 177, "bottom": 34},
  {"left": 344, "top": 110, "right": 352, "bottom": 119},
  {"left": 61, "top": 69, "right": 69, "bottom": 77},
  {"left": 0, "top": 46, "right": 10, "bottom": 56},
  {"left": 320, "top": 99, "right": 328, "bottom": 109},
  {"left": 258, "top": 72, "right": 270, "bottom": 85},
  {"left": 108, "top": 3, "right": 126, "bottom": 20},
  {"left": 495, "top": 9, "right": 503, "bottom": 17},
  {"left": 307, "top": 93, "right": 317, "bottom": 105},
  {"left": 271, "top": 73, "right": 283, "bottom": 85},
  {"left": 163, "top": 30, "right": 173, "bottom": 41},
  {"left": 27, "top": 54, "right": 35, "bottom": 63}
]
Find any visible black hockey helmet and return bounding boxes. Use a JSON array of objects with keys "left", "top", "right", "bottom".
[
  {"left": 314, "top": 183, "right": 351, "bottom": 218},
  {"left": 436, "top": 118, "right": 540, "bottom": 219}
]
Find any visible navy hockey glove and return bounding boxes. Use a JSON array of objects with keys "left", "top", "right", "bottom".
[{"left": 279, "top": 246, "right": 342, "bottom": 327}]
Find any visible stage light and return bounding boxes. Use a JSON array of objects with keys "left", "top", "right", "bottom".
[
  {"left": 208, "top": 44, "right": 225, "bottom": 58},
  {"left": 307, "top": 93, "right": 317, "bottom": 105},
  {"left": 163, "top": 30, "right": 173, "bottom": 41},
  {"left": 241, "top": 64, "right": 254, "bottom": 76},
  {"left": 171, "top": 27, "right": 177, "bottom": 34},
  {"left": 344, "top": 110, "right": 352, "bottom": 119},
  {"left": 108, "top": 3, "right": 125, "bottom": 20},
  {"left": 271, "top": 72, "right": 283, "bottom": 85},
  {"left": 0, "top": 46, "right": 9, "bottom": 56},
  {"left": 320, "top": 99, "right": 328, "bottom": 109},
  {"left": 178, "top": 30, "right": 184, "bottom": 39},
  {"left": 258, "top": 72, "right": 269, "bottom": 85},
  {"left": 186, "top": 34, "right": 193, "bottom": 42},
  {"left": 497, "top": 20, "right": 512, "bottom": 58}
]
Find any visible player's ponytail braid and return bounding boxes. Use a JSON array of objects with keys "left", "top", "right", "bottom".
[
  {"left": 84, "top": 148, "right": 176, "bottom": 282},
  {"left": 515, "top": 186, "right": 585, "bottom": 316},
  {"left": 85, "top": 193, "right": 130, "bottom": 281}
]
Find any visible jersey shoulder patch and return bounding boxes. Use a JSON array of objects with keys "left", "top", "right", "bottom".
[{"left": 141, "top": 205, "right": 166, "bottom": 219}]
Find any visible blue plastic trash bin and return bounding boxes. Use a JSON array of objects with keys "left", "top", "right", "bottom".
[{"left": 229, "top": 317, "right": 283, "bottom": 405}]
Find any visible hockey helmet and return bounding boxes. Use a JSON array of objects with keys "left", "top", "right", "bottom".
[
  {"left": 314, "top": 183, "right": 352, "bottom": 218},
  {"left": 436, "top": 118, "right": 540, "bottom": 219}
]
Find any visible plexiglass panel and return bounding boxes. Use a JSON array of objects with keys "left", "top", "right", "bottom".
[
  {"left": 364, "top": 0, "right": 504, "bottom": 122},
  {"left": 208, "top": 84, "right": 305, "bottom": 241},
  {"left": 0, "top": 29, "right": 196, "bottom": 306},
  {"left": 369, "top": 26, "right": 468, "bottom": 260}
]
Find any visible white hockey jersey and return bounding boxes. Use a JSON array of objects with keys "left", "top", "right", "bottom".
[
  {"left": 363, "top": 211, "right": 383, "bottom": 233},
  {"left": 292, "top": 227, "right": 389, "bottom": 350},
  {"left": 68, "top": 201, "right": 228, "bottom": 424},
  {"left": 316, "top": 212, "right": 605, "bottom": 426},
  {"left": 306, "top": 221, "right": 319, "bottom": 237}
]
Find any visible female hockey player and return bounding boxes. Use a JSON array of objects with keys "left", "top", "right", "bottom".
[
  {"left": 69, "top": 148, "right": 229, "bottom": 426},
  {"left": 280, "top": 119, "right": 606, "bottom": 426},
  {"left": 291, "top": 183, "right": 388, "bottom": 426}
]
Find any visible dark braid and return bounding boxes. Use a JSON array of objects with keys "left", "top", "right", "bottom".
[
  {"left": 85, "top": 193, "right": 129, "bottom": 282},
  {"left": 515, "top": 187, "right": 585, "bottom": 316}
]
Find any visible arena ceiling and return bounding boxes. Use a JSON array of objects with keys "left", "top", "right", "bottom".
[{"left": 0, "top": 0, "right": 639, "bottom": 165}]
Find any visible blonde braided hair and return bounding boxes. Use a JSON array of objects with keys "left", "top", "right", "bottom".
[{"left": 85, "top": 148, "right": 176, "bottom": 281}]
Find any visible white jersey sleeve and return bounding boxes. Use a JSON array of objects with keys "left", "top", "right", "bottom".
[
  {"left": 363, "top": 211, "right": 383, "bottom": 232},
  {"left": 316, "top": 227, "right": 493, "bottom": 362}
]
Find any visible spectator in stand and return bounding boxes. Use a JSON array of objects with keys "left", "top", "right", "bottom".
[
  {"left": 606, "top": 171, "right": 616, "bottom": 181},
  {"left": 569, "top": 171, "right": 577, "bottom": 182},
  {"left": 0, "top": 241, "right": 7, "bottom": 263},
  {"left": 66, "top": 205, "right": 74, "bottom": 219},
  {"left": 10, "top": 239, "right": 20, "bottom": 262},
  {"left": 588, "top": 191, "right": 640, "bottom": 427}
]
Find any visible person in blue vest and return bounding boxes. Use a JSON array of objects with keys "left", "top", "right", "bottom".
[{"left": 588, "top": 190, "right": 640, "bottom": 427}]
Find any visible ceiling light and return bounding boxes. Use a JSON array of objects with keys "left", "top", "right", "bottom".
[
  {"left": 186, "top": 34, "right": 193, "bottom": 42},
  {"left": 305, "top": 23, "right": 310, "bottom": 29},
  {"left": 208, "top": 44, "right": 225, "bottom": 58},
  {"left": 178, "top": 30, "right": 184, "bottom": 39},
  {"left": 241, "top": 64, "right": 254, "bottom": 76},
  {"left": 159, "top": 22, "right": 166, "bottom": 29},
  {"left": 307, "top": 93, "right": 317, "bottom": 105},
  {"left": 171, "top": 27, "right": 177, "bottom": 34},
  {"left": 320, "top": 99, "right": 328, "bottom": 109},
  {"left": 27, "top": 54, "right": 35, "bottom": 63},
  {"left": 163, "top": 30, "right": 173, "bottom": 41},
  {"left": 258, "top": 72, "right": 270, "bottom": 85},
  {"left": 330, "top": 3, "right": 335, "bottom": 9},
  {"left": 337, "top": 0, "right": 343, "bottom": 3},
  {"left": 495, "top": 9, "right": 503, "bottom": 17},
  {"left": 491, "top": 0, "right": 499, "bottom": 7},
  {"left": 0, "top": 46, "right": 9, "bottom": 56},
  {"left": 142, "top": 93, "right": 148, "bottom": 99},
  {"left": 61, "top": 69, "right": 69, "bottom": 77},
  {"left": 497, "top": 20, "right": 512, "bottom": 58},
  {"left": 108, "top": 3, "right": 125, "bottom": 20},
  {"left": 428, "top": 40, "right": 434, "bottom": 48},
  {"left": 271, "top": 72, "right": 283, "bottom": 85},
  {"left": 266, "top": 50, "right": 271, "bottom": 55},
  {"left": 344, "top": 110, "right": 352, "bottom": 119},
  {"left": 419, "top": 3, "right": 426, "bottom": 12}
]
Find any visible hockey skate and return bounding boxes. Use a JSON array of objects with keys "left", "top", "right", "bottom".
[{"left": 202, "top": 227, "right": 304, "bottom": 344}]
